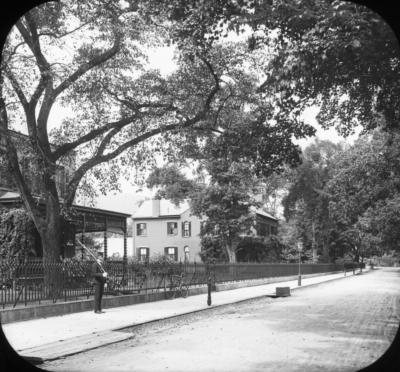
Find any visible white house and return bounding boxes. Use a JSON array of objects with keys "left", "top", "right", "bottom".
[
  {"left": 132, "top": 199, "right": 202, "bottom": 262},
  {"left": 132, "top": 199, "right": 279, "bottom": 262}
]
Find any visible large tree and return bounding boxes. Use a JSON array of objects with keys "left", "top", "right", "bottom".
[
  {"left": 1, "top": 0, "right": 315, "bottom": 263},
  {"left": 0, "top": 0, "right": 227, "bottom": 262}
]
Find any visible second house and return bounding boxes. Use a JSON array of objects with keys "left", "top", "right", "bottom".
[{"left": 132, "top": 199, "right": 202, "bottom": 262}]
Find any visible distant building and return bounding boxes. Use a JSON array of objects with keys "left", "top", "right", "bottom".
[
  {"left": 132, "top": 199, "right": 279, "bottom": 262},
  {"left": 132, "top": 199, "right": 201, "bottom": 262}
]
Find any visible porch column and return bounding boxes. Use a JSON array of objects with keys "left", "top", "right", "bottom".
[
  {"left": 104, "top": 216, "right": 108, "bottom": 260},
  {"left": 123, "top": 219, "right": 127, "bottom": 262}
]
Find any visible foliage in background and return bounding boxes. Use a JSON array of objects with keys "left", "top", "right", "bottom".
[
  {"left": 236, "top": 236, "right": 283, "bottom": 263},
  {"left": 0, "top": 208, "right": 38, "bottom": 258},
  {"left": 327, "top": 130, "right": 400, "bottom": 258},
  {"left": 282, "top": 140, "right": 343, "bottom": 262}
]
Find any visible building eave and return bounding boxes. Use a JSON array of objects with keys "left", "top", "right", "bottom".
[
  {"left": 0, "top": 192, "right": 130, "bottom": 218},
  {"left": 132, "top": 215, "right": 181, "bottom": 220}
]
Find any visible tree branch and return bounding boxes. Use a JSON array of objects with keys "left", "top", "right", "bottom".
[
  {"left": 103, "top": 86, "right": 177, "bottom": 112},
  {"left": 0, "top": 92, "right": 43, "bottom": 229},
  {"left": 64, "top": 54, "right": 221, "bottom": 206},
  {"left": 65, "top": 102, "right": 216, "bottom": 205},
  {"left": 52, "top": 35, "right": 122, "bottom": 98},
  {"left": 37, "top": 21, "right": 91, "bottom": 40},
  {"left": 17, "top": 15, "right": 51, "bottom": 73},
  {"left": 3, "top": 66, "right": 29, "bottom": 111},
  {"left": 52, "top": 114, "right": 141, "bottom": 160}
]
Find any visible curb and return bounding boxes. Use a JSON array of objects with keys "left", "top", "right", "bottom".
[{"left": 21, "top": 270, "right": 368, "bottom": 364}]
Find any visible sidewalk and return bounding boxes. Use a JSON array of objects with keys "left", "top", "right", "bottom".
[{"left": 1, "top": 268, "right": 370, "bottom": 362}]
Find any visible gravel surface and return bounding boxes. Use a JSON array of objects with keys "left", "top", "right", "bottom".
[{"left": 42, "top": 268, "right": 400, "bottom": 372}]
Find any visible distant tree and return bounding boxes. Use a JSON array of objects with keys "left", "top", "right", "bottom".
[
  {"left": 146, "top": 165, "right": 200, "bottom": 205},
  {"left": 327, "top": 130, "right": 400, "bottom": 258},
  {"left": 282, "top": 140, "right": 342, "bottom": 261},
  {"left": 236, "top": 236, "right": 283, "bottom": 263},
  {"left": 360, "top": 196, "right": 400, "bottom": 253}
]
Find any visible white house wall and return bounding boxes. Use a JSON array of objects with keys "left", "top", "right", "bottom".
[{"left": 132, "top": 209, "right": 202, "bottom": 262}]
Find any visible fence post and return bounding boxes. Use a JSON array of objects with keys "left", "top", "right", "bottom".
[
  {"left": 207, "top": 263, "right": 212, "bottom": 306},
  {"left": 163, "top": 262, "right": 166, "bottom": 298},
  {"left": 24, "top": 261, "right": 27, "bottom": 306},
  {"left": 64, "top": 263, "right": 67, "bottom": 302}
]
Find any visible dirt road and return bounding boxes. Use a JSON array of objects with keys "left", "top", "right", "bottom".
[{"left": 42, "top": 268, "right": 400, "bottom": 372}]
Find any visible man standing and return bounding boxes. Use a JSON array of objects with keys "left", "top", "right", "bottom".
[{"left": 92, "top": 253, "right": 107, "bottom": 313}]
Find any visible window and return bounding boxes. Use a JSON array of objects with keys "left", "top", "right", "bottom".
[
  {"left": 182, "top": 221, "right": 191, "bottom": 237},
  {"left": 138, "top": 247, "right": 150, "bottom": 262},
  {"left": 136, "top": 223, "right": 147, "bottom": 236},
  {"left": 184, "top": 246, "right": 190, "bottom": 262},
  {"left": 257, "top": 222, "right": 267, "bottom": 237},
  {"left": 167, "top": 222, "right": 178, "bottom": 236},
  {"left": 164, "top": 247, "right": 178, "bottom": 261}
]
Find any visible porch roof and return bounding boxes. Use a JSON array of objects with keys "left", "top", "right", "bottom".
[{"left": 0, "top": 190, "right": 130, "bottom": 234}]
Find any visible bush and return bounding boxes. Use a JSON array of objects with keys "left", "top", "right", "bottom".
[{"left": 0, "top": 208, "right": 39, "bottom": 259}]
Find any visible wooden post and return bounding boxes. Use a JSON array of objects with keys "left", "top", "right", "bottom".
[
  {"left": 104, "top": 217, "right": 108, "bottom": 261},
  {"left": 123, "top": 219, "right": 127, "bottom": 262}
]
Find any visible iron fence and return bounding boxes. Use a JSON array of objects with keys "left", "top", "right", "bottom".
[{"left": 0, "top": 259, "right": 360, "bottom": 309}]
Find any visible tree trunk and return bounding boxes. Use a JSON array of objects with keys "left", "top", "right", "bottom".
[
  {"left": 40, "top": 195, "right": 63, "bottom": 263},
  {"left": 311, "top": 220, "right": 318, "bottom": 263},
  {"left": 224, "top": 237, "right": 238, "bottom": 263},
  {"left": 38, "top": 196, "right": 63, "bottom": 298},
  {"left": 226, "top": 248, "right": 237, "bottom": 263}
]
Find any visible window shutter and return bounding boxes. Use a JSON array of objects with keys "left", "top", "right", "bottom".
[
  {"left": 182, "top": 222, "right": 184, "bottom": 237},
  {"left": 174, "top": 247, "right": 178, "bottom": 261},
  {"left": 164, "top": 247, "right": 169, "bottom": 256},
  {"left": 146, "top": 248, "right": 150, "bottom": 260},
  {"left": 189, "top": 222, "right": 191, "bottom": 237}
]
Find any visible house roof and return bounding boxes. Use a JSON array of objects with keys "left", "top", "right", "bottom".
[
  {"left": 250, "top": 206, "right": 278, "bottom": 221},
  {"left": 0, "top": 190, "right": 20, "bottom": 200},
  {"left": 0, "top": 190, "right": 131, "bottom": 218},
  {"left": 133, "top": 198, "right": 278, "bottom": 222},
  {"left": 132, "top": 199, "right": 190, "bottom": 219}
]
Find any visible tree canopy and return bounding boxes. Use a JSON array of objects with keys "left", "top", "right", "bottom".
[
  {"left": 0, "top": 0, "right": 313, "bottom": 261},
  {"left": 280, "top": 130, "right": 400, "bottom": 263},
  {"left": 145, "top": 0, "right": 400, "bottom": 134}
]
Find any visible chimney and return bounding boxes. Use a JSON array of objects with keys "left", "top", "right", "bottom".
[{"left": 152, "top": 199, "right": 160, "bottom": 217}]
